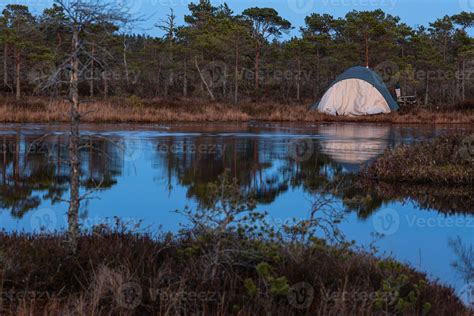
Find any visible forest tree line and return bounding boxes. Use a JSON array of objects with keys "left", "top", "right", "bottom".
[{"left": 0, "top": 1, "right": 473, "bottom": 106}]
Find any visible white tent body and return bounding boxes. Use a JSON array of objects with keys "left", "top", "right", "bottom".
[{"left": 317, "top": 79, "right": 391, "bottom": 116}]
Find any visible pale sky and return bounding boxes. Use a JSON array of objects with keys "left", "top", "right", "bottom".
[{"left": 0, "top": 0, "right": 471, "bottom": 37}]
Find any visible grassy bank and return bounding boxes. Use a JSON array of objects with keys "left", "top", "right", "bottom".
[
  {"left": 0, "top": 229, "right": 469, "bottom": 315},
  {"left": 362, "top": 133, "right": 474, "bottom": 185},
  {"left": 0, "top": 97, "right": 473, "bottom": 124}
]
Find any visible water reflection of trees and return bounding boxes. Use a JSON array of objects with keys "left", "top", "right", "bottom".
[
  {"left": 327, "top": 173, "right": 474, "bottom": 217},
  {"left": 364, "top": 181, "right": 474, "bottom": 215},
  {"left": 0, "top": 133, "right": 123, "bottom": 218},
  {"left": 2, "top": 129, "right": 472, "bottom": 220},
  {"left": 153, "top": 135, "right": 473, "bottom": 215},
  {"left": 152, "top": 136, "right": 342, "bottom": 208},
  {"left": 154, "top": 137, "right": 290, "bottom": 208}
]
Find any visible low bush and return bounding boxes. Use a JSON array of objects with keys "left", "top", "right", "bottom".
[
  {"left": 362, "top": 133, "right": 474, "bottom": 185},
  {"left": 0, "top": 228, "right": 468, "bottom": 315}
]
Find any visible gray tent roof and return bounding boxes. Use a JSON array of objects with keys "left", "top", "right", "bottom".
[{"left": 312, "top": 66, "right": 399, "bottom": 111}]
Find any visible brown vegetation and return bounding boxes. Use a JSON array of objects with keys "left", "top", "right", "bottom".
[
  {"left": 0, "top": 97, "right": 473, "bottom": 124},
  {"left": 362, "top": 133, "right": 474, "bottom": 185},
  {"left": 0, "top": 228, "right": 469, "bottom": 315}
]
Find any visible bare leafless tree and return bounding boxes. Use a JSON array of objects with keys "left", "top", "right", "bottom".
[
  {"left": 50, "top": 0, "right": 132, "bottom": 253},
  {"left": 156, "top": 9, "right": 176, "bottom": 97}
]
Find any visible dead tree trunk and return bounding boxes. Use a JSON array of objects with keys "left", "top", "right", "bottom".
[
  {"left": 234, "top": 43, "right": 239, "bottom": 105},
  {"left": 296, "top": 57, "right": 301, "bottom": 102},
  {"left": 67, "top": 28, "right": 81, "bottom": 254},
  {"left": 90, "top": 46, "right": 95, "bottom": 97},
  {"left": 103, "top": 71, "right": 109, "bottom": 99},
  {"left": 315, "top": 46, "right": 320, "bottom": 98},
  {"left": 14, "top": 47, "right": 21, "bottom": 100},
  {"left": 424, "top": 75, "right": 429, "bottom": 106},
  {"left": 364, "top": 34, "right": 369, "bottom": 68},
  {"left": 195, "top": 56, "right": 215, "bottom": 100},
  {"left": 254, "top": 41, "right": 261, "bottom": 91},
  {"left": 183, "top": 56, "right": 187, "bottom": 97},
  {"left": 223, "top": 66, "right": 227, "bottom": 99},
  {"left": 461, "top": 59, "right": 466, "bottom": 101},
  {"left": 123, "top": 36, "right": 130, "bottom": 85},
  {"left": 3, "top": 45, "right": 8, "bottom": 89}
]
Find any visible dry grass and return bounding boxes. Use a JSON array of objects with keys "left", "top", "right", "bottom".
[
  {"left": 362, "top": 133, "right": 474, "bottom": 185},
  {"left": 0, "top": 96, "right": 473, "bottom": 124},
  {"left": 0, "top": 229, "right": 469, "bottom": 315}
]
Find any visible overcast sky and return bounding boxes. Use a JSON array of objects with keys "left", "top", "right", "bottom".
[{"left": 0, "top": 0, "right": 472, "bottom": 37}]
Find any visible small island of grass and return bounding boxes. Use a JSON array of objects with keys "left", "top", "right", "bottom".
[{"left": 362, "top": 133, "right": 474, "bottom": 185}]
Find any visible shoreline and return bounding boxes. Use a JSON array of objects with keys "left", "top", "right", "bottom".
[{"left": 1, "top": 98, "right": 473, "bottom": 124}]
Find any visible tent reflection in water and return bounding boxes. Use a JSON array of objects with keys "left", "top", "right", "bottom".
[
  {"left": 312, "top": 66, "right": 399, "bottom": 116},
  {"left": 318, "top": 124, "right": 390, "bottom": 171}
]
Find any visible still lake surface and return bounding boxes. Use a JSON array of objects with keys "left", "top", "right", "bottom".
[{"left": 0, "top": 122, "right": 472, "bottom": 299}]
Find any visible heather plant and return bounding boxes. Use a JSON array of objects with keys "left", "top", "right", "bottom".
[
  {"left": 0, "top": 221, "right": 469, "bottom": 314},
  {"left": 363, "top": 133, "right": 474, "bottom": 184},
  {"left": 374, "top": 260, "right": 432, "bottom": 315}
]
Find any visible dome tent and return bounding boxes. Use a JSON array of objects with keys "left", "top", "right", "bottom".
[{"left": 312, "top": 66, "right": 399, "bottom": 116}]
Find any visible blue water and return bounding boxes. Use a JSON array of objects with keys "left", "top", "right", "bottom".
[{"left": 0, "top": 122, "right": 472, "bottom": 303}]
